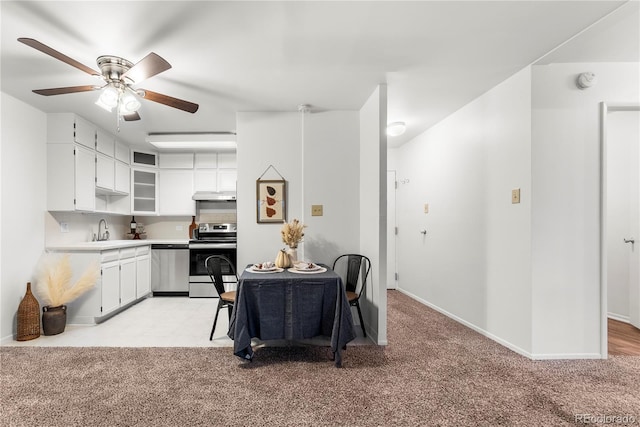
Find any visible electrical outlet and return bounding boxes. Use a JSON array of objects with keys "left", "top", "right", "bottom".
[
  {"left": 60, "top": 222, "right": 69, "bottom": 233},
  {"left": 512, "top": 188, "right": 521, "bottom": 204},
  {"left": 176, "top": 225, "right": 184, "bottom": 231},
  {"left": 311, "top": 205, "right": 323, "bottom": 216},
  {"left": 424, "top": 203, "right": 429, "bottom": 214}
]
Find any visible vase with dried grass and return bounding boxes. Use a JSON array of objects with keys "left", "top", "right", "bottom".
[
  {"left": 281, "top": 219, "right": 306, "bottom": 263},
  {"left": 35, "top": 254, "right": 99, "bottom": 336}
]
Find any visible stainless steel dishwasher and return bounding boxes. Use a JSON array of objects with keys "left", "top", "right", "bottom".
[{"left": 151, "top": 243, "right": 190, "bottom": 296}]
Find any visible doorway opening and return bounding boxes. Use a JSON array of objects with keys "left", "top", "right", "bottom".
[{"left": 601, "top": 102, "right": 640, "bottom": 357}]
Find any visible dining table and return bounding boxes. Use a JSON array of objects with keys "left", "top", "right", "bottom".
[{"left": 227, "top": 263, "right": 356, "bottom": 367}]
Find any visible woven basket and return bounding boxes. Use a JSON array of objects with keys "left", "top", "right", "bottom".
[{"left": 17, "top": 282, "right": 40, "bottom": 341}]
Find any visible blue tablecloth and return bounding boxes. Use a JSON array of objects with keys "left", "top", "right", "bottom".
[{"left": 227, "top": 265, "right": 356, "bottom": 367}]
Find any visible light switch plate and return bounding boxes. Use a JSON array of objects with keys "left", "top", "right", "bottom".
[
  {"left": 60, "top": 222, "right": 69, "bottom": 233},
  {"left": 512, "top": 188, "right": 521, "bottom": 204},
  {"left": 311, "top": 205, "right": 323, "bottom": 216}
]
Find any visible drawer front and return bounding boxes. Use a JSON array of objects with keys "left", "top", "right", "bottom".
[
  {"left": 120, "top": 248, "right": 137, "bottom": 259},
  {"left": 136, "top": 245, "right": 150, "bottom": 256},
  {"left": 101, "top": 250, "right": 119, "bottom": 263}
]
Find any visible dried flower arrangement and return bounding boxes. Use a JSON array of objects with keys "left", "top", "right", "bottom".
[
  {"left": 35, "top": 254, "right": 99, "bottom": 307},
  {"left": 281, "top": 218, "right": 306, "bottom": 249}
]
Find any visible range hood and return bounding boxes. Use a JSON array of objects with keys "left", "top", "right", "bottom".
[{"left": 192, "top": 191, "right": 237, "bottom": 201}]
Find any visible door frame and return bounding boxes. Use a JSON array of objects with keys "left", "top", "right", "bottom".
[
  {"left": 599, "top": 102, "right": 640, "bottom": 358},
  {"left": 387, "top": 170, "right": 397, "bottom": 289}
]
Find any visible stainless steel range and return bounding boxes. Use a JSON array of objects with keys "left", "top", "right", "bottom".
[{"left": 188, "top": 223, "right": 237, "bottom": 297}]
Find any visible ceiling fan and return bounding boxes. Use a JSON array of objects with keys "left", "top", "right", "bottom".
[{"left": 18, "top": 37, "right": 199, "bottom": 122}]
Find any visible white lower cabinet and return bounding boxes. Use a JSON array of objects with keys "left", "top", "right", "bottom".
[
  {"left": 136, "top": 247, "right": 151, "bottom": 297},
  {"left": 100, "top": 259, "right": 121, "bottom": 315},
  {"left": 119, "top": 249, "right": 137, "bottom": 307},
  {"left": 58, "top": 245, "right": 152, "bottom": 324}
]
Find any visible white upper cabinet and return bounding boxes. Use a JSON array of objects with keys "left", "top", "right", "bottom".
[
  {"left": 115, "top": 142, "right": 130, "bottom": 164},
  {"left": 47, "top": 113, "right": 96, "bottom": 149},
  {"left": 96, "top": 153, "right": 115, "bottom": 192},
  {"left": 132, "top": 168, "right": 158, "bottom": 214},
  {"left": 159, "top": 169, "right": 195, "bottom": 215},
  {"left": 217, "top": 153, "right": 237, "bottom": 168},
  {"left": 194, "top": 153, "right": 217, "bottom": 168},
  {"left": 96, "top": 129, "right": 116, "bottom": 156},
  {"left": 47, "top": 143, "right": 95, "bottom": 211},
  {"left": 194, "top": 170, "right": 218, "bottom": 192},
  {"left": 159, "top": 153, "right": 194, "bottom": 169},
  {"left": 115, "top": 161, "right": 130, "bottom": 194},
  {"left": 218, "top": 169, "right": 237, "bottom": 192}
]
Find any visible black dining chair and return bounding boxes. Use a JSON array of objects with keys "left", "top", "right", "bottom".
[
  {"left": 205, "top": 255, "right": 238, "bottom": 340},
  {"left": 332, "top": 254, "right": 371, "bottom": 337}
]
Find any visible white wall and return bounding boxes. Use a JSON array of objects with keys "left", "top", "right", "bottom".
[
  {"left": 236, "top": 111, "right": 364, "bottom": 267},
  {"left": 303, "top": 111, "right": 360, "bottom": 264},
  {"left": 606, "top": 111, "right": 640, "bottom": 321},
  {"left": 359, "top": 85, "right": 388, "bottom": 344},
  {"left": 394, "top": 68, "right": 533, "bottom": 355},
  {"left": 531, "top": 62, "right": 640, "bottom": 358},
  {"left": 1, "top": 92, "right": 47, "bottom": 341},
  {"left": 236, "top": 107, "right": 388, "bottom": 343},
  {"left": 236, "top": 112, "right": 303, "bottom": 268}
]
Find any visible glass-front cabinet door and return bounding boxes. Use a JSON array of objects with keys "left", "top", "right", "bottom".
[{"left": 131, "top": 169, "right": 157, "bottom": 214}]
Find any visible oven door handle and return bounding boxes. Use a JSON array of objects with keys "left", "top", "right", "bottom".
[{"left": 189, "top": 243, "right": 237, "bottom": 249}]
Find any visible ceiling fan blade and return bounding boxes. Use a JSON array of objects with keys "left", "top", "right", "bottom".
[
  {"left": 139, "top": 89, "right": 199, "bottom": 113},
  {"left": 18, "top": 38, "right": 100, "bottom": 77},
  {"left": 122, "top": 53, "right": 171, "bottom": 84},
  {"left": 33, "top": 85, "right": 101, "bottom": 96},
  {"left": 122, "top": 112, "right": 141, "bottom": 121}
]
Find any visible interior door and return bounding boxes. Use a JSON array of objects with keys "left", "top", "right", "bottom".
[{"left": 387, "top": 171, "right": 397, "bottom": 289}]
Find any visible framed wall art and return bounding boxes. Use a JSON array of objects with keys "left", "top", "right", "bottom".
[{"left": 257, "top": 179, "right": 286, "bottom": 223}]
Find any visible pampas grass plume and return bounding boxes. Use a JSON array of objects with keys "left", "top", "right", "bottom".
[{"left": 35, "top": 254, "right": 99, "bottom": 307}]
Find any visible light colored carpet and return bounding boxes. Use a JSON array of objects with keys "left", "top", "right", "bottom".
[{"left": 2, "top": 290, "right": 639, "bottom": 426}]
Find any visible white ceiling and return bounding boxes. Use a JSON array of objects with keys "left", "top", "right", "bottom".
[{"left": 1, "top": 1, "right": 638, "bottom": 150}]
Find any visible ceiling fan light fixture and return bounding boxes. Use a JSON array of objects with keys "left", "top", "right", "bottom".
[
  {"left": 120, "top": 89, "right": 141, "bottom": 114},
  {"left": 99, "top": 85, "right": 119, "bottom": 108},
  {"left": 95, "top": 95, "right": 113, "bottom": 112},
  {"left": 387, "top": 121, "right": 406, "bottom": 137}
]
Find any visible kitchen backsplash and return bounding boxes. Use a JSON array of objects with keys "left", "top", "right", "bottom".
[
  {"left": 45, "top": 211, "right": 238, "bottom": 245},
  {"left": 46, "top": 212, "right": 130, "bottom": 246}
]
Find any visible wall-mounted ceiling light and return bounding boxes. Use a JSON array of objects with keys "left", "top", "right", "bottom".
[
  {"left": 146, "top": 132, "right": 237, "bottom": 151},
  {"left": 387, "top": 121, "right": 406, "bottom": 136}
]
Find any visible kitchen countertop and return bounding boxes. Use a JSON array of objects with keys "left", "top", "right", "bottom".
[{"left": 46, "top": 239, "right": 189, "bottom": 252}]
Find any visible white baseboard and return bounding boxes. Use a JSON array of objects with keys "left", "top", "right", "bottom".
[
  {"left": 396, "top": 288, "right": 608, "bottom": 360},
  {"left": 0, "top": 334, "right": 17, "bottom": 346},
  {"left": 607, "top": 312, "right": 631, "bottom": 323},
  {"left": 396, "top": 288, "right": 533, "bottom": 359}
]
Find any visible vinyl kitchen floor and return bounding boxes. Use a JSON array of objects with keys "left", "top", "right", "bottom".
[{"left": 5, "top": 296, "right": 370, "bottom": 348}]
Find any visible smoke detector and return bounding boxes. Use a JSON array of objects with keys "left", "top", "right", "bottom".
[{"left": 576, "top": 72, "right": 597, "bottom": 90}]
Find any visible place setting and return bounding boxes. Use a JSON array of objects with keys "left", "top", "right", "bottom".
[
  {"left": 288, "top": 261, "right": 327, "bottom": 274},
  {"left": 246, "top": 261, "right": 284, "bottom": 274}
]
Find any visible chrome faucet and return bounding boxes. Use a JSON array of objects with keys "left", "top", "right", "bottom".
[{"left": 97, "top": 218, "right": 110, "bottom": 241}]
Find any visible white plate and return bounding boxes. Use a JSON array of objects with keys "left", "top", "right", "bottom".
[
  {"left": 293, "top": 263, "right": 321, "bottom": 271},
  {"left": 288, "top": 267, "right": 327, "bottom": 274},
  {"left": 252, "top": 265, "right": 277, "bottom": 272},
  {"left": 246, "top": 267, "right": 283, "bottom": 274}
]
